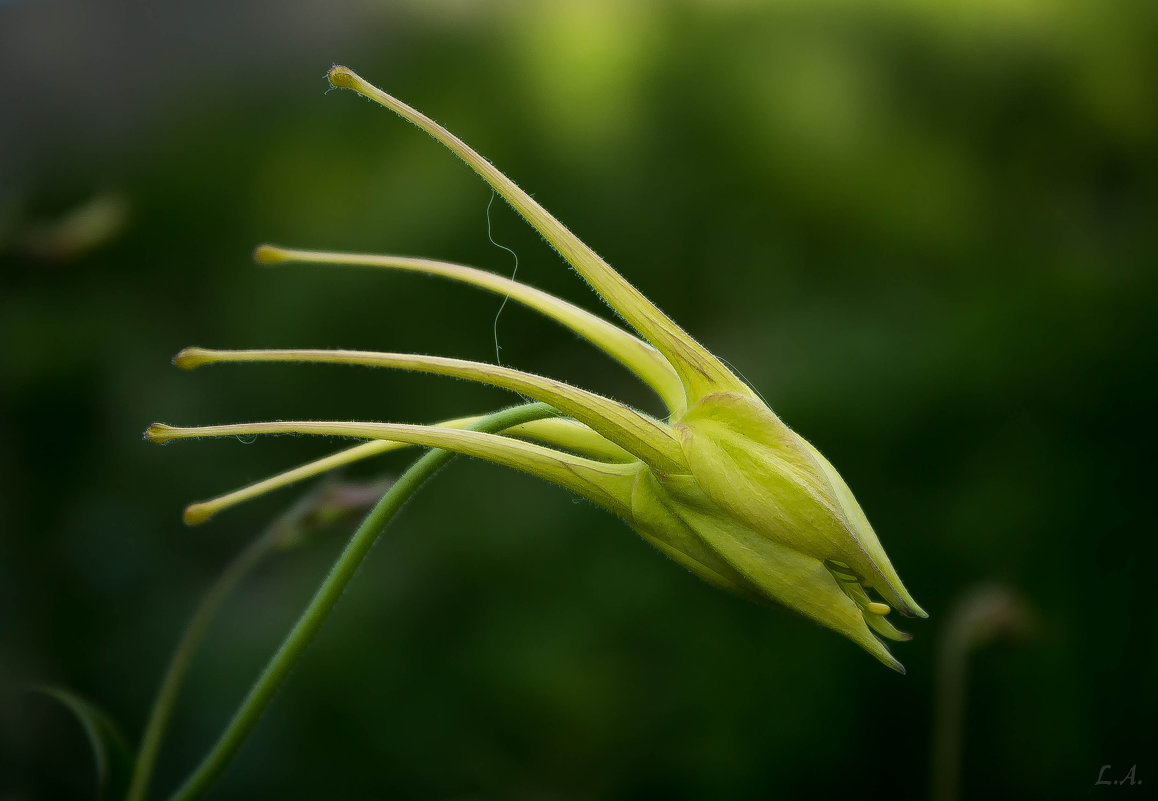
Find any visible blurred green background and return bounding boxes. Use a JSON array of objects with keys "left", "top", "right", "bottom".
[{"left": 1, "top": 0, "right": 1154, "bottom": 799}]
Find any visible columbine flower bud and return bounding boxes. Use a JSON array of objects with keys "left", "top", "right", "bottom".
[{"left": 148, "top": 66, "right": 925, "bottom": 671}]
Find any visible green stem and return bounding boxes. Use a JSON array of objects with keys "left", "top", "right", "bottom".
[
  {"left": 164, "top": 401, "right": 558, "bottom": 801},
  {"left": 126, "top": 489, "right": 326, "bottom": 801}
]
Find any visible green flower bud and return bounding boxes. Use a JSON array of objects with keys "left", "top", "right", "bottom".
[
  {"left": 641, "top": 390, "right": 924, "bottom": 671},
  {"left": 148, "top": 67, "right": 925, "bottom": 671}
]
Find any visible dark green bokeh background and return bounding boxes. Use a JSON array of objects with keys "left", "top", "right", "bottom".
[{"left": 1, "top": 1, "right": 1154, "bottom": 799}]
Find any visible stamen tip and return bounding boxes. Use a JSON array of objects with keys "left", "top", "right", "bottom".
[
  {"left": 173, "top": 347, "right": 212, "bottom": 370},
  {"left": 253, "top": 244, "right": 288, "bottom": 265},
  {"left": 327, "top": 65, "right": 358, "bottom": 90},
  {"left": 866, "top": 601, "right": 891, "bottom": 616}
]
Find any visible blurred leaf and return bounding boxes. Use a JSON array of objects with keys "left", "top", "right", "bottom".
[{"left": 25, "top": 684, "right": 134, "bottom": 800}]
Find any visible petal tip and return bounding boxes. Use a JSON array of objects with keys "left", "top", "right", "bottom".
[
  {"left": 868, "top": 640, "right": 906, "bottom": 674},
  {"left": 908, "top": 599, "right": 930, "bottom": 620}
]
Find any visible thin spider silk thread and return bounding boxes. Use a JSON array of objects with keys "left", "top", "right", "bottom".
[{"left": 487, "top": 189, "right": 519, "bottom": 365}]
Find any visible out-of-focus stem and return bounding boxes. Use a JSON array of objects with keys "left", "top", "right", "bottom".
[
  {"left": 125, "top": 524, "right": 274, "bottom": 801},
  {"left": 931, "top": 584, "right": 1032, "bottom": 801},
  {"left": 126, "top": 480, "right": 385, "bottom": 801}
]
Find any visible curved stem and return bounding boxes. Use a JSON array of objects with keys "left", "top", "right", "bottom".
[
  {"left": 125, "top": 520, "right": 279, "bottom": 801},
  {"left": 128, "top": 479, "right": 379, "bottom": 801},
  {"left": 163, "top": 402, "right": 559, "bottom": 801}
]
